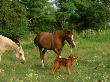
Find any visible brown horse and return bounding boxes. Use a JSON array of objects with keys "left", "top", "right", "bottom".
[{"left": 34, "top": 30, "right": 76, "bottom": 67}]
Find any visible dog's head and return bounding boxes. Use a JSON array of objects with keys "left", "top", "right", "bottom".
[{"left": 69, "top": 53, "right": 78, "bottom": 60}]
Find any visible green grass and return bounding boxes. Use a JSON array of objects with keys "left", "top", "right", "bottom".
[{"left": 0, "top": 30, "right": 110, "bottom": 82}]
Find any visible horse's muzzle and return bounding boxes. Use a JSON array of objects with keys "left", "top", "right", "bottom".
[{"left": 21, "top": 60, "right": 26, "bottom": 64}]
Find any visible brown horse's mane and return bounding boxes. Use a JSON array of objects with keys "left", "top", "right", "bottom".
[
  {"left": 53, "top": 30, "right": 68, "bottom": 39},
  {"left": 53, "top": 30, "right": 65, "bottom": 37},
  {"left": 9, "top": 37, "right": 20, "bottom": 46}
]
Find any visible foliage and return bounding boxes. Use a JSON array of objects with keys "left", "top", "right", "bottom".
[
  {"left": 0, "top": 0, "right": 27, "bottom": 38},
  {"left": 54, "top": 0, "right": 76, "bottom": 29},
  {"left": 21, "top": 0, "right": 56, "bottom": 32},
  {"left": 55, "top": 0, "right": 110, "bottom": 31}
]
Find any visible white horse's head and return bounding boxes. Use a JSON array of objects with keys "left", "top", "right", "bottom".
[{"left": 16, "top": 45, "right": 26, "bottom": 64}]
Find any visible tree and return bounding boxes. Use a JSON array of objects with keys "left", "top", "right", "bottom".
[
  {"left": 55, "top": 0, "right": 110, "bottom": 31},
  {"left": 55, "top": 0, "right": 76, "bottom": 30},
  {"left": 0, "top": 0, "right": 27, "bottom": 38},
  {"left": 20, "top": 0, "right": 56, "bottom": 32}
]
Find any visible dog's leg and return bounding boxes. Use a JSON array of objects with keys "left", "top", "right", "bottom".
[
  {"left": 53, "top": 66, "right": 58, "bottom": 75},
  {"left": 53, "top": 64, "right": 60, "bottom": 76},
  {"left": 66, "top": 64, "right": 71, "bottom": 75}
]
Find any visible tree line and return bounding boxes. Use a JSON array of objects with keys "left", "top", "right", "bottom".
[{"left": 0, "top": 0, "right": 110, "bottom": 38}]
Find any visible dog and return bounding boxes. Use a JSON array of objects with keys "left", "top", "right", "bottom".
[{"left": 53, "top": 53, "right": 78, "bottom": 75}]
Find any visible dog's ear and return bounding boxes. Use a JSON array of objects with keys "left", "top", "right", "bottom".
[
  {"left": 69, "top": 54, "right": 73, "bottom": 58},
  {"left": 68, "top": 55, "right": 70, "bottom": 58}
]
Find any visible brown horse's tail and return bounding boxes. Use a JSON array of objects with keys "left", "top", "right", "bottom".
[{"left": 34, "top": 32, "right": 39, "bottom": 47}]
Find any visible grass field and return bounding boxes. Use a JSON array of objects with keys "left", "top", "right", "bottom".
[{"left": 0, "top": 30, "right": 110, "bottom": 82}]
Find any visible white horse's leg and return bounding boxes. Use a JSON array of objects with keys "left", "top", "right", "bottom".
[
  {"left": 0, "top": 52, "right": 3, "bottom": 62},
  {"left": 0, "top": 55, "right": 1, "bottom": 62},
  {"left": 0, "top": 48, "right": 6, "bottom": 62}
]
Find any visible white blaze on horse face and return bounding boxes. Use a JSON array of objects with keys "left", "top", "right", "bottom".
[
  {"left": 71, "top": 35, "right": 76, "bottom": 47},
  {"left": 71, "top": 35, "right": 74, "bottom": 41},
  {"left": 41, "top": 60, "right": 44, "bottom": 68}
]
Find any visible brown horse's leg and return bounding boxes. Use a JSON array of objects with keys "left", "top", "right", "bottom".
[
  {"left": 54, "top": 48, "right": 62, "bottom": 58},
  {"left": 39, "top": 48, "right": 47, "bottom": 68}
]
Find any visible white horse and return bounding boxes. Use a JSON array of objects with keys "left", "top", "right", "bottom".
[{"left": 0, "top": 35, "right": 26, "bottom": 64}]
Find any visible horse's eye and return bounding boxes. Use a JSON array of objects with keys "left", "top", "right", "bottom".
[{"left": 19, "top": 53, "right": 22, "bottom": 56}]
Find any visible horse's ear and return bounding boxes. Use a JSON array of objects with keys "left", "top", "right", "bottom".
[
  {"left": 65, "top": 30, "right": 71, "bottom": 35},
  {"left": 69, "top": 54, "right": 72, "bottom": 58}
]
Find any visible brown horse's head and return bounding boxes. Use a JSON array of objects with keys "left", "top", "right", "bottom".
[{"left": 64, "top": 30, "right": 76, "bottom": 48}]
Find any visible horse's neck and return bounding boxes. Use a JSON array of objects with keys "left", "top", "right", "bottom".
[
  {"left": 5, "top": 38, "right": 20, "bottom": 54},
  {"left": 10, "top": 42, "right": 19, "bottom": 53},
  {"left": 54, "top": 31, "right": 65, "bottom": 40},
  {"left": 0, "top": 35, "right": 20, "bottom": 54}
]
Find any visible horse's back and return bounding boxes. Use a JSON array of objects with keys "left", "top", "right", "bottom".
[
  {"left": 0, "top": 35, "right": 16, "bottom": 54},
  {"left": 0, "top": 35, "right": 13, "bottom": 45},
  {"left": 34, "top": 32, "right": 53, "bottom": 49},
  {"left": 0, "top": 35, "right": 18, "bottom": 51}
]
